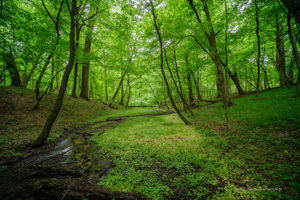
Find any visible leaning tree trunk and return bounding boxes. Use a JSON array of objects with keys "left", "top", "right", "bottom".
[
  {"left": 23, "top": 52, "right": 43, "bottom": 88},
  {"left": 109, "top": 72, "right": 126, "bottom": 107},
  {"left": 164, "top": 48, "right": 194, "bottom": 116},
  {"left": 4, "top": 53, "right": 22, "bottom": 87},
  {"left": 151, "top": 0, "right": 190, "bottom": 125},
  {"left": 80, "top": 16, "right": 95, "bottom": 101},
  {"left": 287, "top": 14, "right": 300, "bottom": 96},
  {"left": 27, "top": 0, "right": 77, "bottom": 148}
]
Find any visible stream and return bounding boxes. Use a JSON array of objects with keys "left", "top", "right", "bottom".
[{"left": 0, "top": 110, "right": 174, "bottom": 200}]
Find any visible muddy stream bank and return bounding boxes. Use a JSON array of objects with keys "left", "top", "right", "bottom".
[{"left": 0, "top": 111, "right": 174, "bottom": 200}]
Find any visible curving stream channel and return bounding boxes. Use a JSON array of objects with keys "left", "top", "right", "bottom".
[{"left": 0, "top": 111, "right": 174, "bottom": 200}]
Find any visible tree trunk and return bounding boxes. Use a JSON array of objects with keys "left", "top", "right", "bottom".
[
  {"left": 255, "top": 0, "right": 261, "bottom": 100},
  {"left": 187, "top": 0, "right": 232, "bottom": 108},
  {"left": 49, "top": 56, "right": 55, "bottom": 94},
  {"left": 288, "top": 56, "right": 295, "bottom": 85},
  {"left": 120, "top": 71, "right": 124, "bottom": 105},
  {"left": 109, "top": 72, "right": 126, "bottom": 106},
  {"left": 126, "top": 74, "right": 131, "bottom": 107},
  {"left": 71, "top": 18, "right": 81, "bottom": 98},
  {"left": 80, "top": 16, "right": 95, "bottom": 101},
  {"left": 287, "top": 14, "right": 300, "bottom": 96},
  {"left": 275, "top": 14, "right": 291, "bottom": 89},
  {"left": 185, "top": 52, "right": 194, "bottom": 104},
  {"left": 164, "top": 48, "right": 194, "bottom": 116},
  {"left": 190, "top": 69, "right": 201, "bottom": 100},
  {"left": 28, "top": 0, "right": 77, "bottom": 148},
  {"left": 151, "top": 0, "right": 190, "bottom": 125},
  {"left": 4, "top": 53, "right": 22, "bottom": 87}
]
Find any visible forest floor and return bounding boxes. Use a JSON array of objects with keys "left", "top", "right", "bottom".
[{"left": 0, "top": 86, "right": 300, "bottom": 200}]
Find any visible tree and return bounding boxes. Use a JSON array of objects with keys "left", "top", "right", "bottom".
[{"left": 28, "top": 0, "right": 77, "bottom": 148}]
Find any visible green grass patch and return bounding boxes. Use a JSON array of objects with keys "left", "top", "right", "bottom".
[{"left": 90, "top": 87, "right": 300, "bottom": 199}]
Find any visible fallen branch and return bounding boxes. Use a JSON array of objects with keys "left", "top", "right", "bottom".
[{"left": 59, "top": 189, "right": 69, "bottom": 200}]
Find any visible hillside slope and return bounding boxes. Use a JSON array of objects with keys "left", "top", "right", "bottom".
[{"left": 0, "top": 86, "right": 106, "bottom": 157}]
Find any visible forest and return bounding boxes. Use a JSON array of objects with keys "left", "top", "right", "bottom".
[{"left": 0, "top": 0, "right": 300, "bottom": 199}]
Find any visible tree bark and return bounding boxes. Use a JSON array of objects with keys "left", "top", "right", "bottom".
[
  {"left": 71, "top": 17, "right": 81, "bottom": 98},
  {"left": 255, "top": 0, "right": 261, "bottom": 100},
  {"left": 109, "top": 72, "right": 126, "bottom": 107},
  {"left": 164, "top": 48, "right": 194, "bottom": 116},
  {"left": 151, "top": 0, "right": 190, "bottom": 125},
  {"left": 288, "top": 56, "right": 295, "bottom": 85},
  {"left": 126, "top": 74, "right": 131, "bottom": 107},
  {"left": 28, "top": 0, "right": 77, "bottom": 148},
  {"left": 80, "top": 16, "right": 95, "bottom": 101},
  {"left": 34, "top": 1, "right": 64, "bottom": 103},
  {"left": 275, "top": 14, "right": 291, "bottom": 89},
  {"left": 4, "top": 53, "right": 22, "bottom": 87},
  {"left": 49, "top": 56, "right": 55, "bottom": 94},
  {"left": 287, "top": 14, "right": 300, "bottom": 96},
  {"left": 120, "top": 71, "right": 124, "bottom": 105},
  {"left": 190, "top": 69, "right": 201, "bottom": 101},
  {"left": 184, "top": 52, "right": 194, "bottom": 105}
]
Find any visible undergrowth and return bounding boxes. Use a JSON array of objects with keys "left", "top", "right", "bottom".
[{"left": 90, "top": 86, "right": 300, "bottom": 199}]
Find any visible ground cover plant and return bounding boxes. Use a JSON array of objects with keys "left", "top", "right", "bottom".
[
  {"left": 1, "top": 0, "right": 300, "bottom": 199},
  {"left": 90, "top": 87, "right": 300, "bottom": 199}
]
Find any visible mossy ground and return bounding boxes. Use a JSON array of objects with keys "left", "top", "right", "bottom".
[{"left": 90, "top": 86, "right": 300, "bottom": 199}]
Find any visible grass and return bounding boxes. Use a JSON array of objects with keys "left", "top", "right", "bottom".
[
  {"left": 0, "top": 86, "right": 107, "bottom": 157},
  {"left": 90, "top": 86, "right": 300, "bottom": 199}
]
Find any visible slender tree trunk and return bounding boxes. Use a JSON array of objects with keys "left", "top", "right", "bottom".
[
  {"left": 151, "top": 0, "right": 190, "bottom": 125},
  {"left": 275, "top": 14, "right": 291, "bottom": 89},
  {"left": 49, "top": 56, "right": 55, "bottom": 94},
  {"left": 188, "top": 0, "right": 232, "bottom": 108},
  {"left": 288, "top": 57, "right": 295, "bottom": 85},
  {"left": 287, "top": 14, "right": 300, "bottom": 96},
  {"left": 190, "top": 69, "right": 201, "bottom": 101},
  {"left": 126, "top": 74, "right": 131, "bottom": 107},
  {"left": 109, "top": 72, "right": 126, "bottom": 106},
  {"left": 164, "top": 48, "right": 194, "bottom": 116},
  {"left": 104, "top": 51, "right": 108, "bottom": 101},
  {"left": 120, "top": 71, "right": 124, "bottom": 105},
  {"left": 28, "top": 0, "right": 77, "bottom": 148},
  {"left": 255, "top": 0, "right": 261, "bottom": 100},
  {"left": 71, "top": 18, "right": 81, "bottom": 98},
  {"left": 80, "top": 16, "right": 95, "bottom": 101},
  {"left": 184, "top": 52, "right": 194, "bottom": 105}
]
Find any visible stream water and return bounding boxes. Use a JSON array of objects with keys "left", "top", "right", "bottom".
[{"left": 0, "top": 111, "right": 174, "bottom": 199}]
